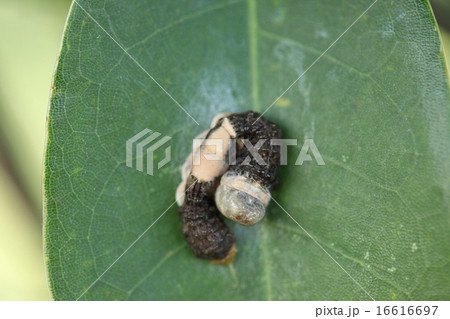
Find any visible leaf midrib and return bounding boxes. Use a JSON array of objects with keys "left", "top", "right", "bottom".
[{"left": 246, "top": 0, "right": 272, "bottom": 300}]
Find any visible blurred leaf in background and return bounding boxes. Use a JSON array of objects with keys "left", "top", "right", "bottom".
[
  {"left": 0, "top": 166, "right": 49, "bottom": 299},
  {"left": 0, "top": 0, "right": 71, "bottom": 300},
  {"left": 441, "top": 28, "right": 450, "bottom": 76},
  {"left": 431, "top": 0, "right": 450, "bottom": 32},
  {"left": 430, "top": 0, "right": 450, "bottom": 75}
]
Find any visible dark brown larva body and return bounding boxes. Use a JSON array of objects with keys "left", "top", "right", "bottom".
[
  {"left": 178, "top": 176, "right": 235, "bottom": 261},
  {"left": 223, "top": 111, "right": 282, "bottom": 189}
]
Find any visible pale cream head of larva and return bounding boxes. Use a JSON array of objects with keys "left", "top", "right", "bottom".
[
  {"left": 215, "top": 172, "right": 270, "bottom": 226},
  {"left": 175, "top": 129, "right": 209, "bottom": 206},
  {"left": 210, "top": 112, "right": 232, "bottom": 128}
]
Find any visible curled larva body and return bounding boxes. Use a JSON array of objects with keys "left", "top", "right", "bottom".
[{"left": 177, "top": 111, "right": 281, "bottom": 262}]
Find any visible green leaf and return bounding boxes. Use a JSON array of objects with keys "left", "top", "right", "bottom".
[{"left": 44, "top": 0, "right": 450, "bottom": 300}]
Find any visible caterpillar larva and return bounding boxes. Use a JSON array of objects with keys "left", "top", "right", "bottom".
[{"left": 177, "top": 111, "right": 282, "bottom": 263}]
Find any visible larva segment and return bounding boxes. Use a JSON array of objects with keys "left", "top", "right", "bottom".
[
  {"left": 190, "top": 125, "right": 232, "bottom": 182},
  {"left": 215, "top": 111, "right": 282, "bottom": 226},
  {"left": 226, "top": 111, "right": 282, "bottom": 189},
  {"left": 175, "top": 118, "right": 236, "bottom": 205},
  {"left": 175, "top": 129, "right": 208, "bottom": 206},
  {"left": 178, "top": 176, "right": 236, "bottom": 262}
]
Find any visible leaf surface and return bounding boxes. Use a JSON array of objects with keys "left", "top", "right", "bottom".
[{"left": 44, "top": 0, "right": 450, "bottom": 300}]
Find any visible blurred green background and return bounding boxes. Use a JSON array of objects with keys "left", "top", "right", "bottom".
[{"left": 0, "top": 0, "right": 448, "bottom": 300}]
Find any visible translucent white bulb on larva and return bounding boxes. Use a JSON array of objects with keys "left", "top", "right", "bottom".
[{"left": 215, "top": 172, "right": 270, "bottom": 226}]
